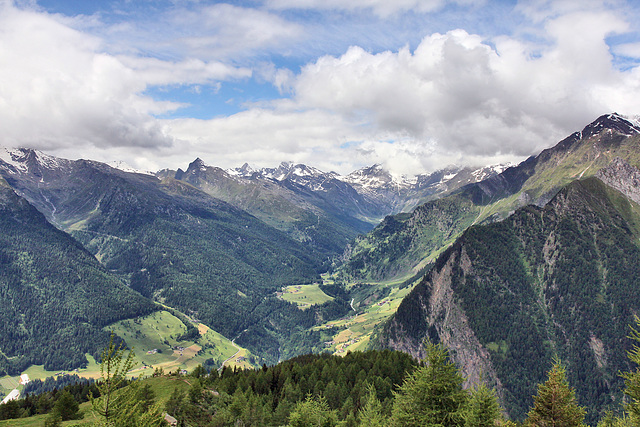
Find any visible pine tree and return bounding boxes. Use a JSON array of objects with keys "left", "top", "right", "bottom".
[
  {"left": 91, "top": 332, "right": 136, "bottom": 422},
  {"left": 465, "top": 382, "right": 500, "bottom": 427},
  {"left": 390, "top": 339, "right": 469, "bottom": 427},
  {"left": 52, "top": 390, "right": 79, "bottom": 421},
  {"left": 91, "top": 332, "right": 165, "bottom": 427},
  {"left": 358, "top": 383, "right": 387, "bottom": 427},
  {"left": 525, "top": 360, "right": 586, "bottom": 427},
  {"left": 288, "top": 395, "right": 339, "bottom": 427},
  {"left": 622, "top": 316, "right": 640, "bottom": 425}
]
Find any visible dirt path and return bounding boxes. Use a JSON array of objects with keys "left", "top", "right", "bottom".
[{"left": 218, "top": 340, "right": 241, "bottom": 371}]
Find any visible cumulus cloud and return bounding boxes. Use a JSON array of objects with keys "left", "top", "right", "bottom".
[
  {"left": 1, "top": 0, "right": 640, "bottom": 177},
  {"left": 259, "top": 9, "right": 640, "bottom": 174},
  {"left": 101, "top": 3, "right": 304, "bottom": 61},
  {"left": 0, "top": 2, "right": 249, "bottom": 154}
]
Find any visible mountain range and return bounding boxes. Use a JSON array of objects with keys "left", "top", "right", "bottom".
[
  {"left": 335, "top": 113, "right": 640, "bottom": 283},
  {"left": 2, "top": 112, "right": 640, "bottom": 422},
  {"left": 368, "top": 114, "right": 640, "bottom": 421}
]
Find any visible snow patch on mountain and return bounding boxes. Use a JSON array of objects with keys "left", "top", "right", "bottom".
[
  {"left": 107, "top": 160, "right": 153, "bottom": 175},
  {"left": 0, "top": 147, "right": 29, "bottom": 174}
]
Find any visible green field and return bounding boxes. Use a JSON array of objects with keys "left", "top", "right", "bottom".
[
  {"left": 278, "top": 284, "right": 334, "bottom": 309},
  {"left": 0, "top": 308, "right": 255, "bottom": 406},
  {"left": 106, "top": 310, "right": 252, "bottom": 373},
  {"left": 317, "top": 279, "right": 418, "bottom": 355},
  {"left": 0, "top": 376, "right": 191, "bottom": 426}
]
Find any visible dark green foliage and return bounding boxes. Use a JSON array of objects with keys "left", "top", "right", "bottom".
[
  {"left": 288, "top": 395, "right": 339, "bottom": 426},
  {"left": 465, "top": 382, "right": 501, "bottom": 427},
  {"left": 24, "top": 374, "right": 93, "bottom": 396},
  {"left": 336, "top": 195, "right": 477, "bottom": 282},
  {"left": 622, "top": 317, "right": 640, "bottom": 424},
  {"left": 0, "top": 375, "right": 99, "bottom": 421},
  {"left": 0, "top": 184, "right": 157, "bottom": 375},
  {"left": 166, "top": 349, "right": 418, "bottom": 426},
  {"left": 379, "top": 177, "right": 640, "bottom": 422},
  {"left": 51, "top": 390, "right": 79, "bottom": 421},
  {"left": 1, "top": 156, "right": 352, "bottom": 364},
  {"left": 390, "top": 340, "right": 468, "bottom": 426},
  {"left": 525, "top": 361, "right": 586, "bottom": 427},
  {"left": 358, "top": 383, "right": 386, "bottom": 426}
]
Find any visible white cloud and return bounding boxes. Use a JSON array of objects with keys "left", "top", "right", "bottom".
[
  {"left": 0, "top": 2, "right": 250, "bottom": 154},
  {"left": 614, "top": 42, "right": 640, "bottom": 59},
  {"left": 98, "top": 6, "right": 640, "bottom": 175},
  {"left": 251, "top": 9, "right": 640, "bottom": 174},
  {"left": 1, "top": 0, "right": 640, "bottom": 178},
  {"left": 266, "top": 0, "right": 485, "bottom": 17},
  {"left": 100, "top": 3, "right": 304, "bottom": 61}
]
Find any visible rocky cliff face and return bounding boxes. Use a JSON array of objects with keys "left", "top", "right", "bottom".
[
  {"left": 596, "top": 157, "right": 640, "bottom": 205},
  {"left": 376, "top": 161, "right": 640, "bottom": 422},
  {"left": 383, "top": 246, "right": 504, "bottom": 397}
]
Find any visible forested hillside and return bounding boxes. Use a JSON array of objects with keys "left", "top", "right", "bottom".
[
  {"left": 8, "top": 338, "right": 640, "bottom": 427},
  {"left": 376, "top": 164, "right": 640, "bottom": 422},
  {"left": 337, "top": 113, "right": 640, "bottom": 282},
  {"left": 0, "top": 178, "right": 157, "bottom": 375},
  {"left": 0, "top": 153, "right": 354, "bottom": 365}
]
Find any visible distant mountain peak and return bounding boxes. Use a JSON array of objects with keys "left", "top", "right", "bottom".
[
  {"left": 579, "top": 112, "right": 640, "bottom": 140},
  {"left": 190, "top": 157, "right": 207, "bottom": 170},
  {"left": 107, "top": 160, "right": 153, "bottom": 175},
  {"left": 0, "top": 146, "right": 70, "bottom": 177}
]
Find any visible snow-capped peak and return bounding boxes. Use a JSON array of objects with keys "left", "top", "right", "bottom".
[
  {"left": 619, "top": 114, "right": 640, "bottom": 131},
  {"left": 0, "top": 147, "right": 29, "bottom": 174},
  {"left": 107, "top": 160, "right": 153, "bottom": 175},
  {"left": 227, "top": 163, "right": 254, "bottom": 177},
  {"left": 344, "top": 164, "right": 414, "bottom": 190},
  {"left": 0, "top": 147, "right": 69, "bottom": 175}
]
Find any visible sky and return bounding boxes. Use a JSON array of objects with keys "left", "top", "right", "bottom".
[{"left": 1, "top": 0, "right": 640, "bottom": 176}]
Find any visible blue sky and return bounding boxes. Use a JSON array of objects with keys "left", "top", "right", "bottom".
[{"left": 1, "top": 0, "right": 640, "bottom": 174}]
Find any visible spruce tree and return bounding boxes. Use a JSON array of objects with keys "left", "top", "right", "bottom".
[
  {"left": 288, "top": 395, "right": 339, "bottom": 427},
  {"left": 52, "top": 390, "right": 79, "bottom": 421},
  {"left": 526, "top": 360, "right": 586, "bottom": 427},
  {"left": 358, "top": 383, "right": 387, "bottom": 427},
  {"left": 622, "top": 316, "right": 640, "bottom": 425},
  {"left": 465, "top": 382, "right": 500, "bottom": 427},
  {"left": 390, "top": 339, "right": 468, "bottom": 427}
]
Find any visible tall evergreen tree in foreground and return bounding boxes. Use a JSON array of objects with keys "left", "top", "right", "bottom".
[
  {"left": 358, "top": 383, "right": 386, "bottom": 427},
  {"left": 526, "top": 360, "right": 586, "bottom": 427},
  {"left": 91, "top": 333, "right": 164, "bottom": 426},
  {"left": 390, "top": 339, "right": 469, "bottom": 426},
  {"left": 465, "top": 381, "right": 501, "bottom": 427}
]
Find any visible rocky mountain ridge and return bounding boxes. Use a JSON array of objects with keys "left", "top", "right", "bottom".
[
  {"left": 335, "top": 113, "right": 640, "bottom": 282},
  {"left": 375, "top": 157, "right": 640, "bottom": 422}
]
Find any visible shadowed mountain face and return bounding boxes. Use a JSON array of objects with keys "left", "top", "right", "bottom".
[
  {"left": 0, "top": 153, "right": 329, "bottom": 363},
  {"left": 336, "top": 113, "right": 640, "bottom": 283},
  {"left": 0, "top": 178, "right": 157, "bottom": 375},
  {"left": 376, "top": 160, "right": 640, "bottom": 422}
]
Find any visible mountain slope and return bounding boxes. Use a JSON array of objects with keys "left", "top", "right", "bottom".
[
  {"left": 337, "top": 113, "right": 640, "bottom": 282},
  {"left": 375, "top": 161, "right": 640, "bottom": 421},
  {"left": 0, "top": 178, "right": 157, "bottom": 375},
  {"left": 0, "top": 152, "right": 329, "bottom": 363},
  {"left": 166, "top": 159, "right": 375, "bottom": 258}
]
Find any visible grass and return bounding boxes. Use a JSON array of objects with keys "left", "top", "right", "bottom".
[
  {"left": 315, "top": 278, "right": 419, "bottom": 356},
  {"left": 0, "top": 376, "right": 192, "bottom": 426},
  {"left": 2, "top": 308, "right": 255, "bottom": 409},
  {"left": 0, "top": 376, "right": 19, "bottom": 391},
  {"left": 278, "top": 284, "right": 334, "bottom": 310},
  {"left": 106, "top": 310, "right": 252, "bottom": 374}
]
